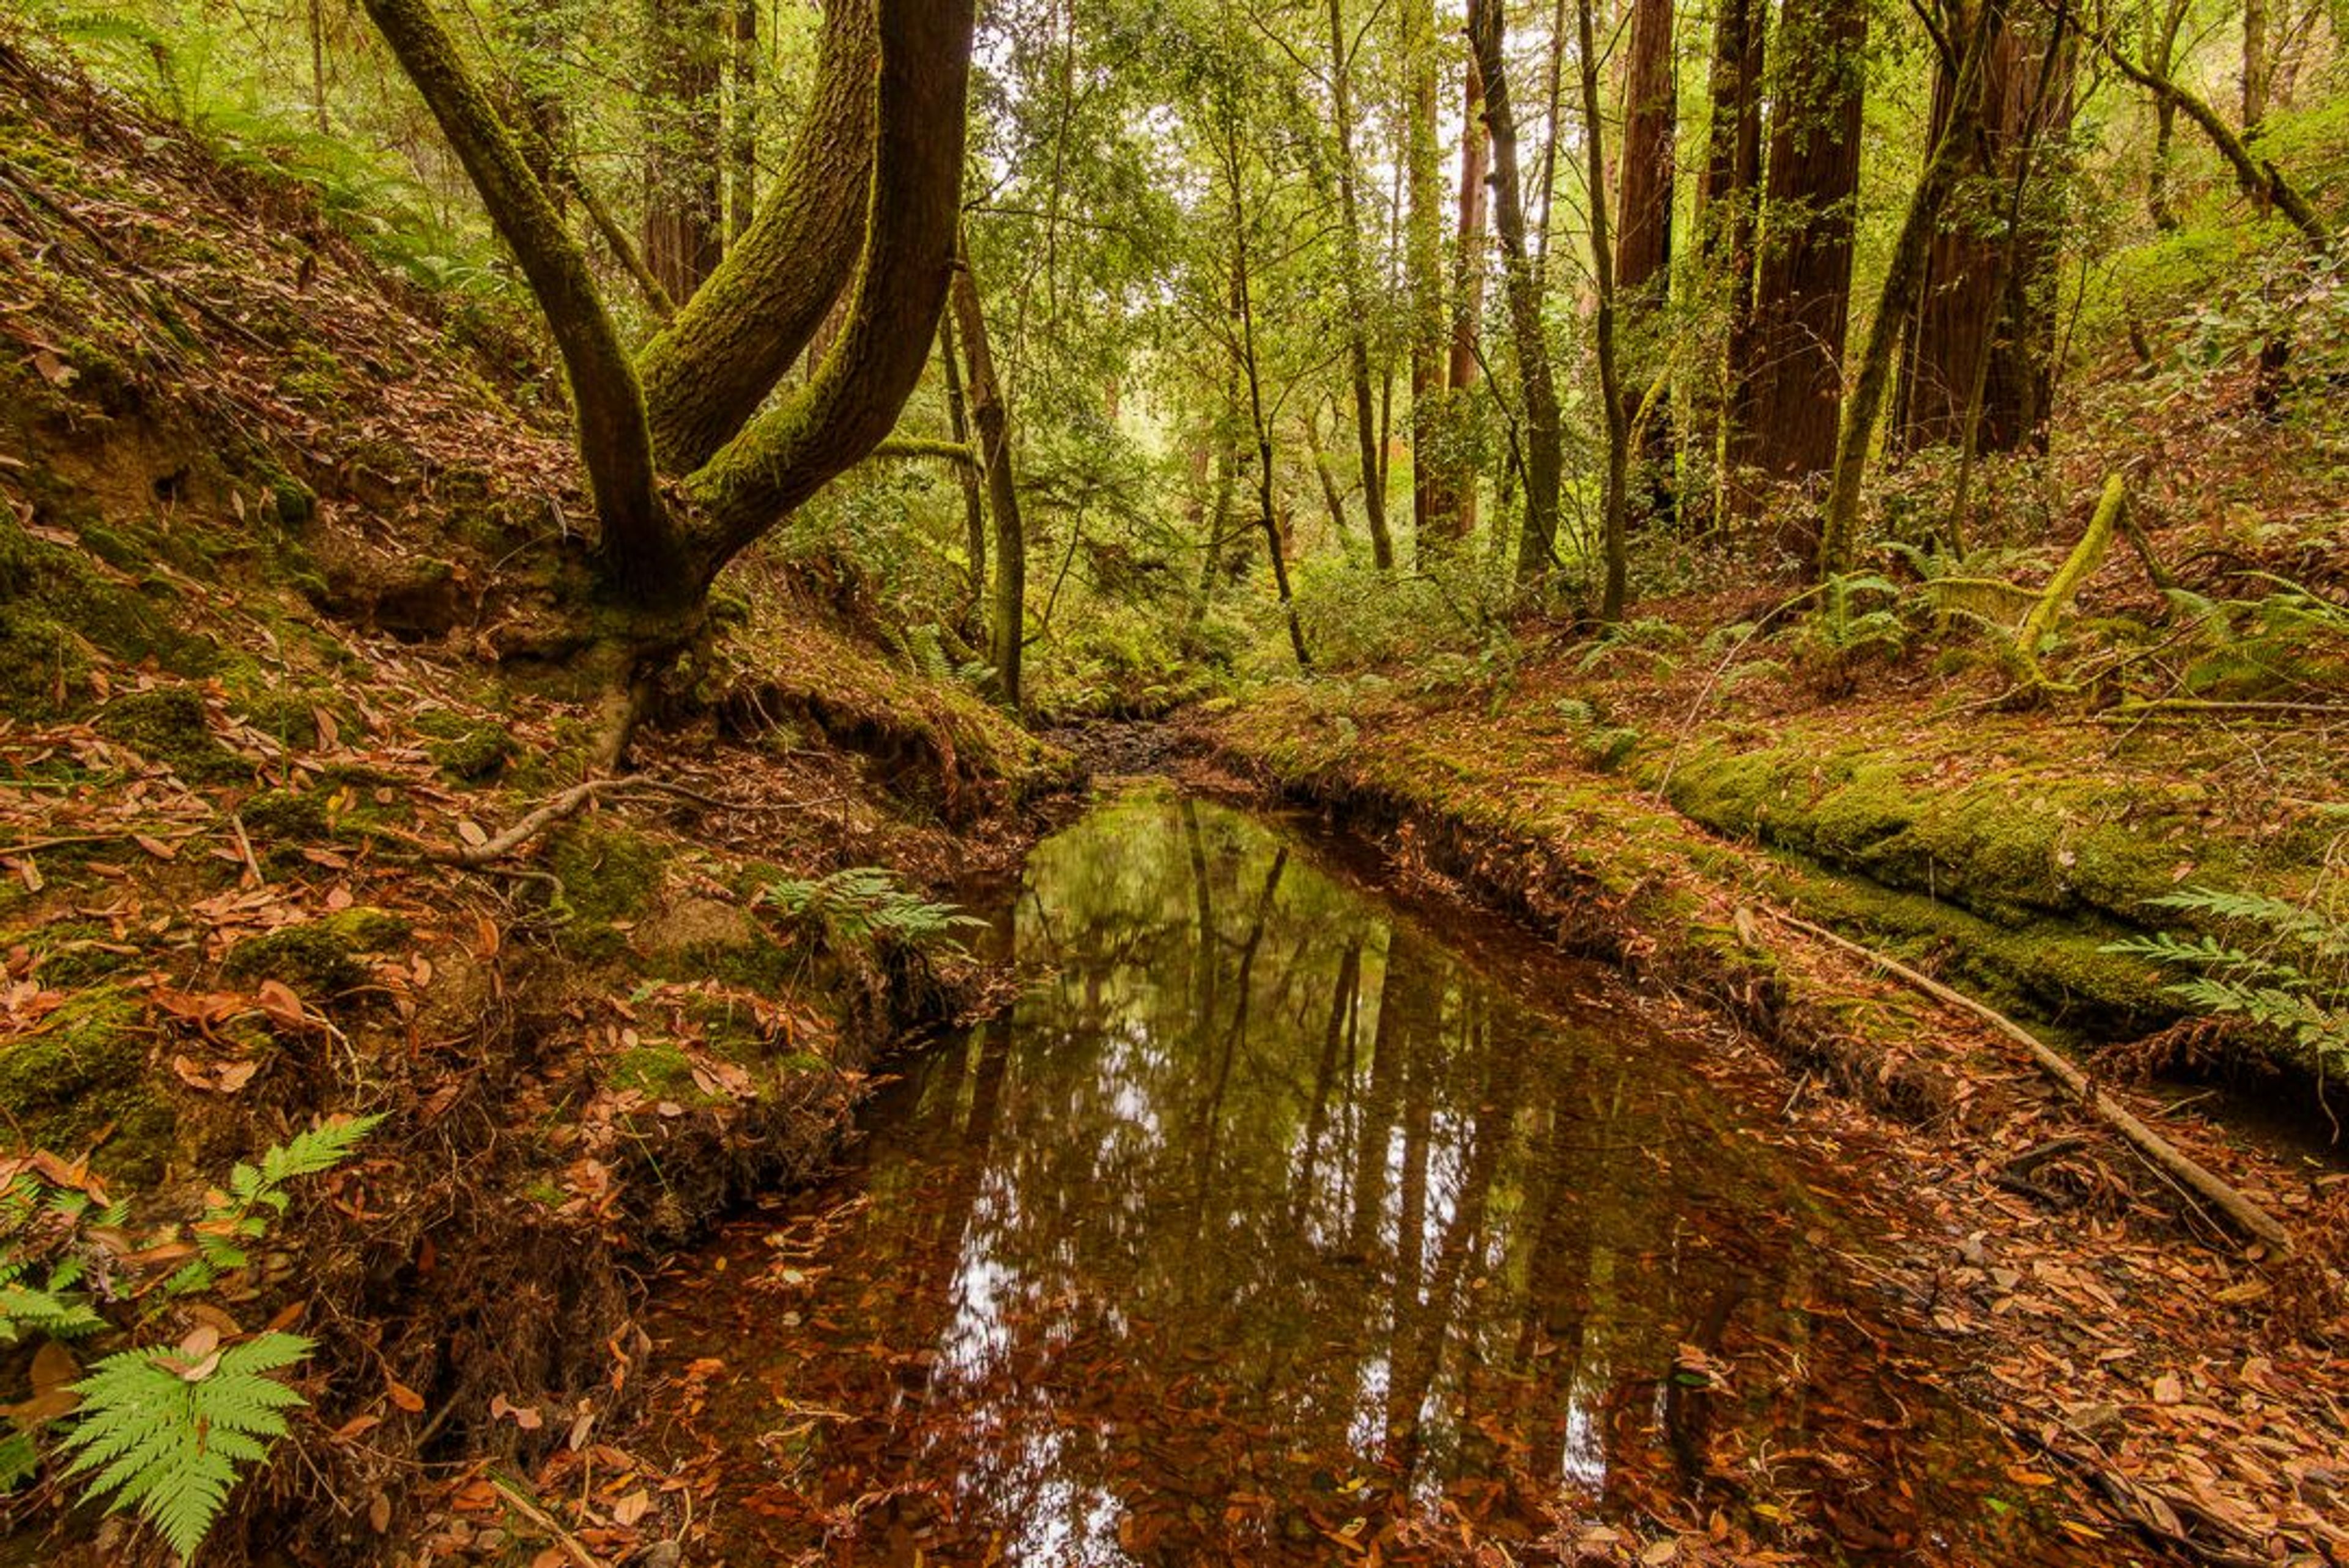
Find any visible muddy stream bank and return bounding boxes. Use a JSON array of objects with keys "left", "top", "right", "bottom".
[{"left": 636, "top": 784, "right": 2134, "bottom": 1566}]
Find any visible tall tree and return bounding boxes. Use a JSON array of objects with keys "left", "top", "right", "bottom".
[
  {"left": 1403, "top": 0, "right": 1452, "bottom": 561},
  {"left": 641, "top": 0, "right": 724, "bottom": 301},
  {"left": 1576, "top": 0, "right": 1630, "bottom": 619},
  {"left": 1466, "top": 0, "right": 1564, "bottom": 586},
  {"left": 952, "top": 231, "right": 1028, "bottom": 708},
  {"left": 1614, "top": 0, "right": 1676, "bottom": 525},
  {"left": 1449, "top": 51, "right": 1489, "bottom": 538},
  {"left": 1324, "top": 0, "right": 1395, "bottom": 569},
  {"left": 1729, "top": 0, "right": 1867, "bottom": 562},
  {"left": 1820, "top": 0, "right": 2003, "bottom": 579},
  {"left": 728, "top": 0, "right": 756, "bottom": 242},
  {"left": 1697, "top": 0, "right": 1767, "bottom": 531},
  {"left": 1896, "top": 2, "right": 2074, "bottom": 456}
]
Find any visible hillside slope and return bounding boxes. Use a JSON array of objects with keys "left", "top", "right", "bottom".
[{"left": 0, "top": 35, "right": 1066, "bottom": 1565}]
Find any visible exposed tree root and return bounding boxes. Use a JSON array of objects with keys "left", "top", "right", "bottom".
[{"left": 1754, "top": 905, "right": 2296, "bottom": 1257}]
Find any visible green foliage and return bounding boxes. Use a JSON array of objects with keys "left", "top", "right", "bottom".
[
  {"left": 758, "top": 867, "right": 984, "bottom": 958},
  {"left": 1, "top": 1118, "right": 380, "bottom": 1558},
  {"left": 2106, "top": 880, "right": 2349, "bottom": 1078},
  {"left": 61, "top": 1333, "right": 312, "bottom": 1561},
  {"left": 165, "top": 1114, "right": 385, "bottom": 1295}
]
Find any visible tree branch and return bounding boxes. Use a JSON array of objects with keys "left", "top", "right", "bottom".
[
  {"left": 683, "top": 0, "right": 976, "bottom": 580},
  {"left": 357, "top": 0, "right": 683, "bottom": 604},
  {"left": 636, "top": 0, "right": 880, "bottom": 473}
]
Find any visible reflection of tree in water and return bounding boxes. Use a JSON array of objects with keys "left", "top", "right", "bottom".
[{"left": 675, "top": 791, "right": 2087, "bottom": 1566}]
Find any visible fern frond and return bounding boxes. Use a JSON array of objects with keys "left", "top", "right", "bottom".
[{"left": 62, "top": 1334, "right": 312, "bottom": 1561}]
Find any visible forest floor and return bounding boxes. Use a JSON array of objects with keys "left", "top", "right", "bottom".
[
  {"left": 0, "top": 40, "right": 1075, "bottom": 1566},
  {"left": 1199, "top": 483, "right": 2349, "bottom": 1564}
]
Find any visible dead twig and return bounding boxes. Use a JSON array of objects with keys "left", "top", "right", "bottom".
[{"left": 1751, "top": 905, "right": 2295, "bottom": 1257}]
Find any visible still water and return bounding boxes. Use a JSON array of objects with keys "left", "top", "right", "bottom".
[{"left": 647, "top": 787, "right": 2102, "bottom": 1565}]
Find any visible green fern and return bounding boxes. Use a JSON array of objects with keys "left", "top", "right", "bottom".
[
  {"left": 166, "top": 1114, "right": 384, "bottom": 1296},
  {"left": 0, "top": 1260, "right": 108, "bottom": 1344},
  {"left": 61, "top": 1333, "right": 313, "bottom": 1561},
  {"left": 2106, "top": 884, "right": 2348, "bottom": 1076},
  {"left": 760, "top": 868, "right": 985, "bottom": 957}
]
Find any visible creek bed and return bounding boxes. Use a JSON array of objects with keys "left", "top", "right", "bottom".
[{"left": 641, "top": 785, "right": 2112, "bottom": 1565}]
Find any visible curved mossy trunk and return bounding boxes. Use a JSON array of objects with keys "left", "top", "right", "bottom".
[
  {"left": 364, "top": 0, "right": 973, "bottom": 624},
  {"left": 950, "top": 234, "right": 1025, "bottom": 710},
  {"left": 636, "top": 0, "right": 878, "bottom": 476}
]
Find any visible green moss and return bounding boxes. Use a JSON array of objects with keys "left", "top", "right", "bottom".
[
  {"left": 93, "top": 687, "right": 240, "bottom": 780},
  {"left": 415, "top": 709, "right": 513, "bottom": 782},
  {"left": 609, "top": 1042, "right": 724, "bottom": 1107},
  {"left": 0, "top": 986, "right": 174, "bottom": 1182},
  {"left": 5, "top": 922, "right": 141, "bottom": 988},
  {"left": 547, "top": 824, "right": 666, "bottom": 927},
  {"left": 1661, "top": 745, "right": 2216, "bottom": 930},
  {"left": 0, "top": 507, "right": 213, "bottom": 717},
  {"left": 221, "top": 908, "right": 410, "bottom": 997}
]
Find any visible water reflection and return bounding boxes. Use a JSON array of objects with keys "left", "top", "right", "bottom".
[{"left": 651, "top": 788, "right": 2085, "bottom": 1565}]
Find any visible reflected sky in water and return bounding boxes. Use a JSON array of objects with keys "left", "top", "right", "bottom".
[{"left": 649, "top": 788, "right": 2093, "bottom": 1566}]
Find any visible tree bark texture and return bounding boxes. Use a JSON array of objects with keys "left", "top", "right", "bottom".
[
  {"left": 360, "top": 0, "right": 679, "bottom": 602},
  {"left": 1731, "top": 0, "right": 1866, "bottom": 560},
  {"left": 1404, "top": 0, "right": 1453, "bottom": 561},
  {"left": 1449, "top": 50, "right": 1489, "bottom": 538},
  {"left": 636, "top": 0, "right": 878, "bottom": 475},
  {"left": 1576, "top": 0, "right": 1629, "bottom": 619},
  {"left": 1698, "top": 0, "right": 1765, "bottom": 533},
  {"left": 641, "top": 0, "right": 724, "bottom": 303},
  {"left": 1896, "top": 2, "right": 2073, "bottom": 456},
  {"left": 1614, "top": 0, "right": 1675, "bottom": 525},
  {"left": 950, "top": 235, "right": 1025, "bottom": 708},
  {"left": 1819, "top": 0, "right": 2000, "bottom": 580},
  {"left": 1326, "top": 0, "right": 1394, "bottom": 568},
  {"left": 1466, "top": 0, "right": 1563, "bottom": 586},
  {"left": 682, "top": 0, "right": 974, "bottom": 575}
]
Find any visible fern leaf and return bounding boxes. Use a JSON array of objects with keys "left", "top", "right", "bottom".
[{"left": 62, "top": 1333, "right": 313, "bottom": 1561}]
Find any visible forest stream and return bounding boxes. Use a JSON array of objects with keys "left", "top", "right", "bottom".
[{"left": 639, "top": 786, "right": 2115, "bottom": 1567}]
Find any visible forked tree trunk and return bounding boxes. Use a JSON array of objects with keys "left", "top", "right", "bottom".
[
  {"left": 950, "top": 233, "right": 1026, "bottom": 709},
  {"left": 1466, "top": 0, "right": 1563, "bottom": 586},
  {"left": 636, "top": 0, "right": 878, "bottom": 475},
  {"left": 362, "top": 0, "right": 973, "bottom": 616}
]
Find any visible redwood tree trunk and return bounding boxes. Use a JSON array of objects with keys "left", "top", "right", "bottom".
[
  {"left": 642, "top": 0, "right": 724, "bottom": 303},
  {"left": 1699, "top": 0, "right": 1766, "bottom": 533},
  {"left": 1896, "top": 2, "right": 2071, "bottom": 456},
  {"left": 1466, "top": 0, "right": 1563, "bottom": 585},
  {"left": 1734, "top": 0, "right": 1867, "bottom": 563},
  {"left": 1614, "top": 0, "right": 1676, "bottom": 526}
]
